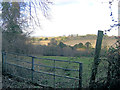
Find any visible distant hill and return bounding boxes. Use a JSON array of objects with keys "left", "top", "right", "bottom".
[
  {"left": 30, "top": 34, "right": 117, "bottom": 48},
  {"left": 63, "top": 35, "right": 116, "bottom": 48}
]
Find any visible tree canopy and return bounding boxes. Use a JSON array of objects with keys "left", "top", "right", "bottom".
[{"left": 1, "top": 0, "right": 53, "bottom": 35}]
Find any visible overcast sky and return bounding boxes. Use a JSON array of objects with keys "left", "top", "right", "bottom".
[{"left": 31, "top": 0, "right": 118, "bottom": 37}]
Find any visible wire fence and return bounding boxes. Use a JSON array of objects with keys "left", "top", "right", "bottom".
[{"left": 2, "top": 52, "right": 82, "bottom": 88}]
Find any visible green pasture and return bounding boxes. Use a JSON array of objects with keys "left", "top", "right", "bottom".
[
  {"left": 5, "top": 54, "right": 108, "bottom": 88},
  {"left": 37, "top": 56, "right": 94, "bottom": 87}
]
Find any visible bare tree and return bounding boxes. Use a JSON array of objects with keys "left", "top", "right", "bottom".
[{"left": 1, "top": 0, "right": 53, "bottom": 53}]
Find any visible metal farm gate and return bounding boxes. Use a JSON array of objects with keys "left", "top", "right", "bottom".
[{"left": 2, "top": 52, "right": 82, "bottom": 88}]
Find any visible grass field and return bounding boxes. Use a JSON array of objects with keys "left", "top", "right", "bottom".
[
  {"left": 30, "top": 35, "right": 116, "bottom": 49},
  {"left": 4, "top": 54, "right": 108, "bottom": 88},
  {"left": 37, "top": 56, "right": 94, "bottom": 87}
]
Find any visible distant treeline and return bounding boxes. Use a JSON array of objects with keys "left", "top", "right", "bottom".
[
  {"left": 30, "top": 34, "right": 117, "bottom": 49},
  {"left": 30, "top": 38, "right": 95, "bottom": 57},
  {"left": 3, "top": 33, "right": 109, "bottom": 57},
  {"left": 31, "top": 34, "right": 116, "bottom": 42}
]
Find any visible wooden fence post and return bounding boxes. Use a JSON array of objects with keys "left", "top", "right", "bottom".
[
  {"left": 89, "top": 30, "right": 104, "bottom": 88},
  {"left": 79, "top": 63, "right": 82, "bottom": 88},
  {"left": 31, "top": 57, "right": 34, "bottom": 82}
]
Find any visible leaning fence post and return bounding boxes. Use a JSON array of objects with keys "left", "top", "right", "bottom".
[
  {"left": 89, "top": 30, "right": 103, "bottom": 88},
  {"left": 79, "top": 63, "right": 82, "bottom": 88},
  {"left": 31, "top": 56, "right": 34, "bottom": 82}
]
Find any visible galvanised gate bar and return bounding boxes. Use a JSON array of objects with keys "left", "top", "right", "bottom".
[{"left": 2, "top": 52, "right": 82, "bottom": 88}]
